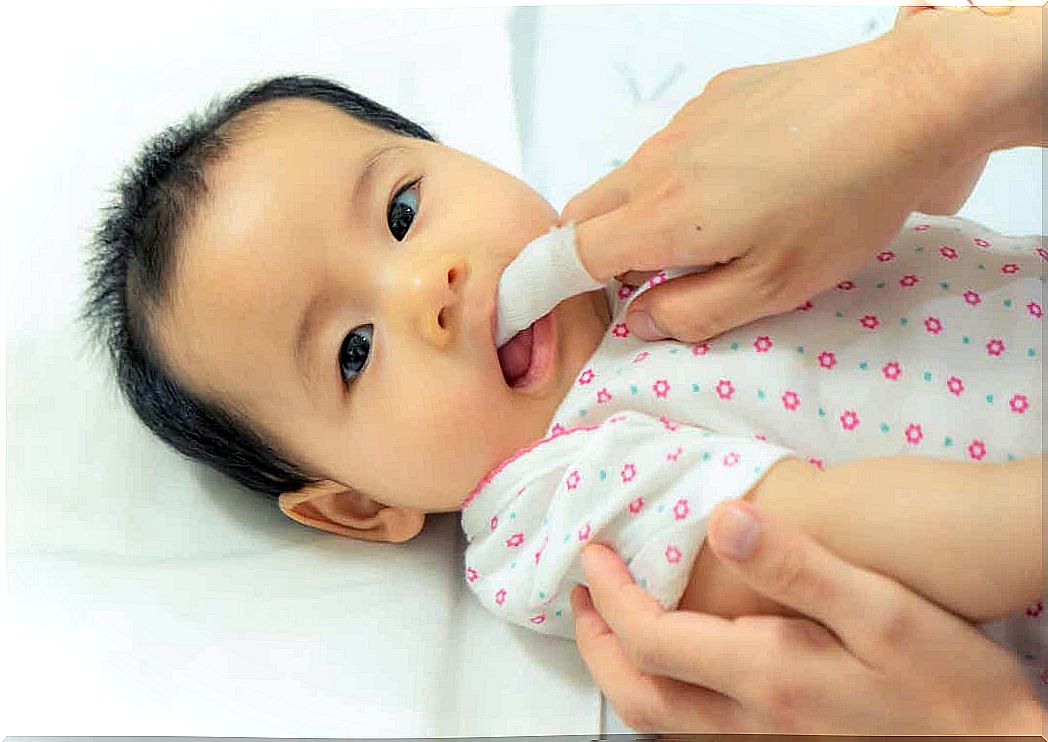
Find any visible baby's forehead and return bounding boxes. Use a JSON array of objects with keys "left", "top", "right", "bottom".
[{"left": 226, "top": 97, "right": 400, "bottom": 151}]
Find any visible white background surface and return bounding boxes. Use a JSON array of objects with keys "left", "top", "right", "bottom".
[{"left": 4, "top": 3, "right": 1043, "bottom": 737}]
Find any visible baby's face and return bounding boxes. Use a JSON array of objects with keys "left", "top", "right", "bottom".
[{"left": 156, "top": 99, "right": 610, "bottom": 514}]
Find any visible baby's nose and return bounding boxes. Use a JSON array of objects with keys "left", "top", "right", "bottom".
[{"left": 411, "top": 254, "right": 469, "bottom": 349}]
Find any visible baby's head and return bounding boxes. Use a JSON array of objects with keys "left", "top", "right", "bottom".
[{"left": 83, "top": 76, "right": 610, "bottom": 543}]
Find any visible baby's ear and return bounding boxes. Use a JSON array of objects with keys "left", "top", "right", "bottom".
[{"left": 278, "top": 482, "right": 425, "bottom": 543}]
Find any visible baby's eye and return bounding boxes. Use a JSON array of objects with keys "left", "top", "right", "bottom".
[
  {"left": 339, "top": 324, "right": 373, "bottom": 385},
  {"left": 387, "top": 179, "right": 420, "bottom": 241}
]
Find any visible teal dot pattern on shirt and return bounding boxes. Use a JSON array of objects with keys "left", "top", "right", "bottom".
[{"left": 463, "top": 220, "right": 1044, "bottom": 640}]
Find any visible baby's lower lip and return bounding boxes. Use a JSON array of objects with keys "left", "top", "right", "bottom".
[{"left": 509, "top": 312, "right": 556, "bottom": 390}]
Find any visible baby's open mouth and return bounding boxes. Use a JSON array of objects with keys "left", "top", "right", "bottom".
[{"left": 497, "top": 312, "right": 554, "bottom": 388}]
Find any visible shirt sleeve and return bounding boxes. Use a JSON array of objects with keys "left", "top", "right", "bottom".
[{"left": 462, "top": 410, "right": 795, "bottom": 640}]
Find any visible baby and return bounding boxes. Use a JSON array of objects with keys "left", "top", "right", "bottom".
[{"left": 83, "top": 77, "right": 1042, "bottom": 656}]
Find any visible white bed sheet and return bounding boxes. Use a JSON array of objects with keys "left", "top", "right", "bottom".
[
  {"left": 4, "top": 6, "right": 600, "bottom": 737},
  {"left": 509, "top": 5, "right": 1043, "bottom": 733}
]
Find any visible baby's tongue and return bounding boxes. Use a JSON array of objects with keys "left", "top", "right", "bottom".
[{"left": 497, "top": 325, "right": 535, "bottom": 385}]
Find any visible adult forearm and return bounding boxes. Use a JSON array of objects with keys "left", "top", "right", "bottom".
[{"left": 886, "top": 5, "right": 1045, "bottom": 159}]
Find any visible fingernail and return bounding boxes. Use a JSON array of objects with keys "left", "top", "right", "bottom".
[
  {"left": 570, "top": 584, "right": 593, "bottom": 613},
  {"left": 715, "top": 504, "right": 760, "bottom": 561},
  {"left": 629, "top": 310, "right": 667, "bottom": 341},
  {"left": 580, "top": 543, "right": 600, "bottom": 570}
]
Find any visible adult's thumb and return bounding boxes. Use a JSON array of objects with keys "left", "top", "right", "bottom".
[{"left": 626, "top": 259, "right": 779, "bottom": 342}]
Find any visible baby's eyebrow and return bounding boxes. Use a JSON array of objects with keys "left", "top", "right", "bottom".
[
  {"left": 351, "top": 144, "right": 406, "bottom": 213},
  {"left": 292, "top": 143, "right": 406, "bottom": 394}
]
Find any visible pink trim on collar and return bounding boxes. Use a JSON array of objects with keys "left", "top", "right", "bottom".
[{"left": 459, "top": 423, "right": 601, "bottom": 510}]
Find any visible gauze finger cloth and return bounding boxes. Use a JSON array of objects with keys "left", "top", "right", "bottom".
[
  {"left": 495, "top": 222, "right": 711, "bottom": 347},
  {"left": 495, "top": 223, "right": 604, "bottom": 347}
]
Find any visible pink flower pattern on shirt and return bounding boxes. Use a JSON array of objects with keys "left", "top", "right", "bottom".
[
  {"left": 463, "top": 217, "right": 1043, "bottom": 651},
  {"left": 1010, "top": 394, "right": 1030, "bottom": 414},
  {"left": 665, "top": 545, "right": 682, "bottom": 565},
  {"left": 534, "top": 535, "right": 548, "bottom": 564},
  {"left": 840, "top": 410, "right": 860, "bottom": 431}
]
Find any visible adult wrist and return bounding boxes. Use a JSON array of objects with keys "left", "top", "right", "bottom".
[{"left": 886, "top": 7, "right": 1044, "bottom": 155}]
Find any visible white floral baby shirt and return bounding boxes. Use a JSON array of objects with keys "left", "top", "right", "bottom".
[{"left": 460, "top": 213, "right": 1045, "bottom": 695}]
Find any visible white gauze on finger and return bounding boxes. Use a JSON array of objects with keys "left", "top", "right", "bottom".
[{"left": 495, "top": 223, "right": 604, "bottom": 346}]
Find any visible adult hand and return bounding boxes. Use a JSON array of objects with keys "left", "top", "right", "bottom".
[
  {"left": 560, "top": 4, "right": 1042, "bottom": 343},
  {"left": 571, "top": 499, "right": 1041, "bottom": 734}
]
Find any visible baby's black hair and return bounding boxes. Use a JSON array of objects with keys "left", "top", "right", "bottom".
[{"left": 80, "top": 75, "right": 436, "bottom": 498}]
